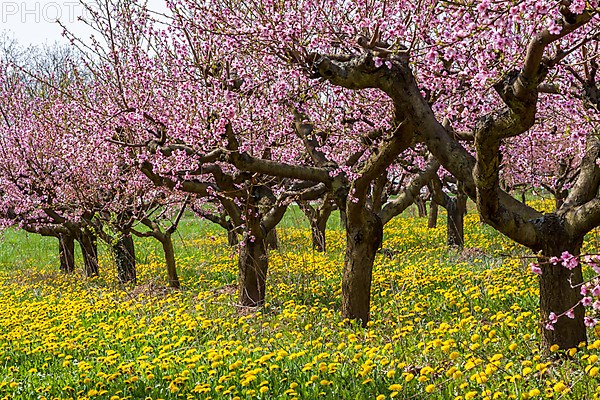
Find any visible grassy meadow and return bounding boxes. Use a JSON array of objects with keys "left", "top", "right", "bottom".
[{"left": 2, "top": 201, "right": 600, "bottom": 399}]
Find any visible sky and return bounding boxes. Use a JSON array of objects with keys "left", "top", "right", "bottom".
[{"left": 0, "top": 0, "right": 167, "bottom": 47}]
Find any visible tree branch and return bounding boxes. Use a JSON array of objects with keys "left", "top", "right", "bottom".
[
  {"left": 140, "top": 161, "right": 218, "bottom": 196},
  {"left": 292, "top": 108, "right": 334, "bottom": 167},
  {"left": 563, "top": 134, "right": 600, "bottom": 210},
  {"left": 227, "top": 152, "right": 333, "bottom": 184},
  {"left": 566, "top": 196, "right": 600, "bottom": 237},
  {"left": 379, "top": 156, "right": 440, "bottom": 225}
]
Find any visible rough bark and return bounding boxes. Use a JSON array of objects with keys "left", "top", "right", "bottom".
[
  {"left": 555, "top": 193, "right": 566, "bottom": 210},
  {"left": 161, "top": 233, "right": 180, "bottom": 289},
  {"left": 58, "top": 234, "right": 75, "bottom": 273},
  {"left": 537, "top": 218, "right": 586, "bottom": 350},
  {"left": 266, "top": 228, "right": 279, "bottom": 250},
  {"left": 114, "top": 234, "right": 136, "bottom": 284},
  {"left": 340, "top": 209, "right": 347, "bottom": 229},
  {"left": 428, "top": 201, "right": 438, "bottom": 229},
  {"left": 80, "top": 230, "right": 99, "bottom": 277},
  {"left": 312, "top": 205, "right": 332, "bottom": 252},
  {"left": 342, "top": 206, "right": 383, "bottom": 326},
  {"left": 310, "top": 221, "right": 327, "bottom": 252},
  {"left": 446, "top": 197, "right": 465, "bottom": 249},
  {"left": 415, "top": 196, "right": 427, "bottom": 218},
  {"left": 238, "top": 234, "right": 269, "bottom": 307},
  {"left": 228, "top": 229, "right": 239, "bottom": 246},
  {"left": 300, "top": 200, "right": 334, "bottom": 252}
]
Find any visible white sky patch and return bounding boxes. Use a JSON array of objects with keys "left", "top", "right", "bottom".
[{"left": 0, "top": 0, "right": 168, "bottom": 47}]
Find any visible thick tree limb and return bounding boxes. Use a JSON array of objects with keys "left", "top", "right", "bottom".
[
  {"left": 379, "top": 156, "right": 440, "bottom": 225},
  {"left": 566, "top": 197, "right": 600, "bottom": 237},
  {"left": 262, "top": 203, "right": 288, "bottom": 232},
  {"left": 429, "top": 175, "right": 450, "bottom": 208},
  {"left": 563, "top": 134, "right": 600, "bottom": 209},
  {"left": 292, "top": 108, "right": 333, "bottom": 167},
  {"left": 140, "top": 161, "right": 217, "bottom": 196},
  {"left": 22, "top": 223, "right": 69, "bottom": 237},
  {"left": 227, "top": 152, "right": 333, "bottom": 184},
  {"left": 353, "top": 121, "right": 414, "bottom": 203}
]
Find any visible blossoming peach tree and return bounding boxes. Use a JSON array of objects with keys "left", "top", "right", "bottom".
[{"left": 0, "top": 48, "right": 190, "bottom": 285}]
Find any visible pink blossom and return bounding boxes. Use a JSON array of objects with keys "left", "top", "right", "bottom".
[
  {"left": 569, "top": 0, "right": 586, "bottom": 14},
  {"left": 561, "top": 251, "right": 578, "bottom": 270},
  {"left": 425, "top": 50, "right": 437, "bottom": 63},
  {"left": 547, "top": 20, "right": 562, "bottom": 35},
  {"left": 476, "top": 0, "right": 489, "bottom": 14}
]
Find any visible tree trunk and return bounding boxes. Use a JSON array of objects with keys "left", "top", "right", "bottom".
[
  {"left": 415, "top": 197, "right": 427, "bottom": 218},
  {"left": 311, "top": 220, "right": 327, "bottom": 252},
  {"left": 314, "top": 204, "right": 333, "bottom": 252},
  {"left": 238, "top": 234, "right": 269, "bottom": 307},
  {"left": 342, "top": 207, "right": 383, "bottom": 326},
  {"left": 227, "top": 229, "right": 239, "bottom": 246},
  {"left": 300, "top": 201, "right": 333, "bottom": 252},
  {"left": 540, "top": 240, "right": 586, "bottom": 351},
  {"left": 114, "top": 234, "right": 136, "bottom": 284},
  {"left": 161, "top": 233, "right": 180, "bottom": 289},
  {"left": 80, "top": 231, "right": 99, "bottom": 277},
  {"left": 340, "top": 209, "right": 348, "bottom": 229},
  {"left": 446, "top": 197, "right": 465, "bottom": 249},
  {"left": 554, "top": 190, "right": 567, "bottom": 210},
  {"left": 428, "top": 201, "right": 438, "bottom": 229},
  {"left": 58, "top": 234, "right": 75, "bottom": 273},
  {"left": 266, "top": 228, "right": 278, "bottom": 250}
]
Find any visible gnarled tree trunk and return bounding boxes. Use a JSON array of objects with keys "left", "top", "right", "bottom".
[
  {"left": 430, "top": 178, "right": 466, "bottom": 248},
  {"left": 310, "top": 214, "right": 329, "bottom": 252},
  {"left": 266, "top": 228, "right": 278, "bottom": 250},
  {"left": 238, "top": 233, "right": 269, "bottom": 307},
  {"left": 342, "top": 207, "right": 383, "bottom": 326},
  {"left": 447, "top": 196, "right": 465, "bottom": 249},
  {"left": 300, "top": 201, "right": 334, "bottom": 252},
  {"left": 227, "top": 229, "right": 239, "bottom": 246},
  {"left": 540, "top": 255, "right": 585, "bottom": 350},
  {"left": 538, "top": 218, "right": 586, "bottom": 350},
  {"left": 415, "top": 196, "right": 427, "bottom": 218},
  {"left": 58, "top": 234, "right": 75, "bottom": 273},
  {"left": 114, "top": 234, "right": 136, "bottom": 284},
  {"left": 428, "top": 201, "right": 438, "bottom": 229},
  {"left": 161, "top": 233, "right": 180, "bottom": 289},
  {"left": 80, "top": 230, "right": 99, "bottom": 277}
]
